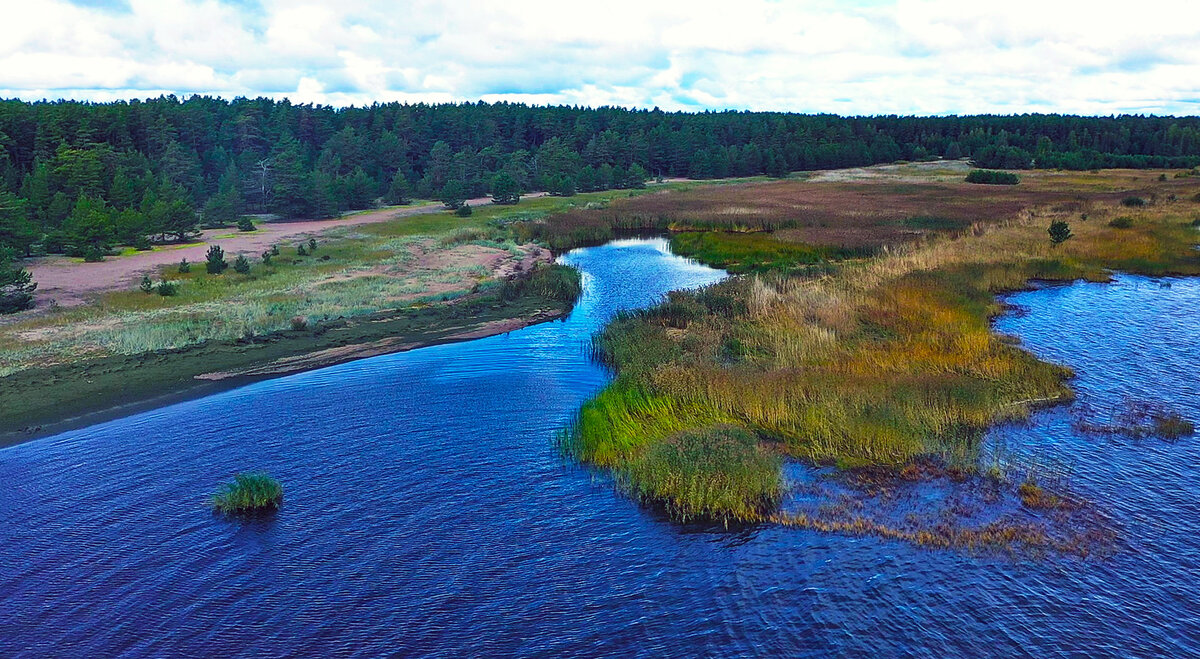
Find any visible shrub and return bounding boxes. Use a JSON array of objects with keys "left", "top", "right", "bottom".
[
  {"left": 140, "top": 275, "right": 154, "bottom": 293},
  {"left": 205, "top": 245, "right": 227, "bottom": 274},
  {"left": 1158, "top": 173, "right": 1168, "bottom": 181},
  {"left": 178, "top": 258, "right": 190, "bottom": 274},
  {"left": 133, "top": 236, "right": 152, "bottom": 251},
  {"left": 237, "top": 217, "right": 255, "bottom": 232},
  {"left": 1108, "top": 216, "right": 1134, "bottom": 229},
  {"left": 455, "top": 203, "right": 473, "bottom": 217},
  {"left": 83, "top": 245, "right": 105, "bottom": 262},
  {"left": 156, "top": 280, "right": 178, "bottom": 296},
  {"left": 290, "top": 315, "right": 308, "bottom": 331},
  {"left": 261, "top": 250, "right": 272, "bottom": 265},
  {"left": 233, "top": 254, "right": 250, "bottom": 274},
  {"left": 965, "top": 169, "right": 1019, "bottom": 185},
  {"left": 297, "top": 243, "right": 307, "bottom": 256},
  {"left": 210, "top": 472, "right": 283, "bottom": 514},
  {"left": 270, "top": 244, "right": 280, "bottom": 256},
  {"left": 1121, "top": 196, "right": 1146, "bottom": 207},
  {"left": 1048, "top": 220, "right": 1073, "bottom": 245},
  {"left": 308, "top": 238, "right": 318, "bottom": 252}
]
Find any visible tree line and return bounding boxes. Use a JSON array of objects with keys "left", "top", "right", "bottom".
[{"left": 2, "top": 96, "right": 1200, "bottom": 311}]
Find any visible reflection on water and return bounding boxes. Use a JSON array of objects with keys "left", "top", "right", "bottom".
[{"left": 3, "top": 256, "right": 1199, "bottom": 656}]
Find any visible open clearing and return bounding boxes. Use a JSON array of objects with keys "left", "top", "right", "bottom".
[{"left": 22, "top": 193, "right": 547, "bottom": 309}]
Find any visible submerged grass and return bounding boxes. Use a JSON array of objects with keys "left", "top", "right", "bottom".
[
  {"left": 210, "top": 472, "right": 283, "bottom": 514},
  {"left": 565, "top": 170, "right": 1200, "bottom": 526}
]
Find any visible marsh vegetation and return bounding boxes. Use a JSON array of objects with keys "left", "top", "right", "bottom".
[{"left": 548, "top": 169, "right": 1200, "bottom": 532}]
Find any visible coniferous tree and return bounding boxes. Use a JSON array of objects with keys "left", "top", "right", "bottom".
[
  {"left": 205, "top": 244, "right": 227, "bottom": 274},
  {"left": 491, "top": 172, "right": 520, "bottom": 205},
  {"left": 439, "top": 180, "right": 467, "bottom": 210},
  {"left": 384, "top": 171, "right": 413, "bottom": 205},
  {"left": 0, "top": 246, "right": 36, "bottom": 313}
]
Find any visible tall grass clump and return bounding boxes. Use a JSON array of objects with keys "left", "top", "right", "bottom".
[
  {"left": 621, "top": 426, "right": 783, "bottom": 523},
  {"left": 210, "top": 472, "right": 283, "bottom": 514},
  {"left": 501, "top": 263, "right": 582, "bottom": 304}
]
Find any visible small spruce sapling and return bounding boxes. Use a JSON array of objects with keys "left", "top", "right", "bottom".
[
  {"left": 1048, "top": 220, "right": 1073, "bottom": 246},
  {"left": 205, "top": 244, "right": 227, "bottom": 274}
]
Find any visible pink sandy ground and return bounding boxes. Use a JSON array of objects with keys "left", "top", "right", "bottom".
[{"left": 26, "top": 193, "right": 547, "bottom": 308}]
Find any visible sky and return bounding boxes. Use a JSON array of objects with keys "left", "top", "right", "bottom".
[{"left": 2, "top": 0, "right": 1199, "bottom": 115}]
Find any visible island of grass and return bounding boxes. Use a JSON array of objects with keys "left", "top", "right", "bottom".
[
  {"left": 211, "top": 472, "right": 283, "bottom": 514},
  {"left": 534, "top": 168, "right": 1200, "bottom": 539}
]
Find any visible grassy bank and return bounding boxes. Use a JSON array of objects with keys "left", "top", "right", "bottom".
[
  {"left": 557, "top": 169, "right": 1200, "bottom": 525},
  {"left": 0, "top": 268, "right": 576, "bottom": 443},
  {"left": 0, "top": 191, "right": 650, "bottom": 439}
]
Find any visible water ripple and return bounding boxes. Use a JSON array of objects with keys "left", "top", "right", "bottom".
[{"left": 2, "top": 255, "right": 1199, "bottom": 656}]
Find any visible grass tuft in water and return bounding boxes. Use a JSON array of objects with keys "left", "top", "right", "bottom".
[
  {"left": 621, "top": 426, "right": 783, "bottom": 524},
  {"left": 210, "top": 472, "right": 283, "bottom": 514}
]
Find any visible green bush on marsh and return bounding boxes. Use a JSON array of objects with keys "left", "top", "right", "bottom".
[{"left": 965, "top": 170, "right": 1019, "bottom": 185}]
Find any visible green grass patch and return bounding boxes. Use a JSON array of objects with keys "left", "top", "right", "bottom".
[
  {"left": 669, "top": 232, "right": 868, "bottom": 274},
  {"left": 210, "top": 472, "right": 283, "bottom": 514},
  {"left": 621, "top": 426, "right": 783, "bottom": 524}
]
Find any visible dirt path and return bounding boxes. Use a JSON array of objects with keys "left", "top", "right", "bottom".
[{"left": 25, "top": 193, "right": 547, "bottom": 308}]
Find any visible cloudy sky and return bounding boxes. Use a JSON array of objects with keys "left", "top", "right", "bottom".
[{"left": 4, "top": 0, "right": 1199, "bottom": 115}]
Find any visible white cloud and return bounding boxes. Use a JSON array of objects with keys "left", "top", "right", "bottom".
[{"left": 1, "top": 0, "right": 1198, "bottom": 114}]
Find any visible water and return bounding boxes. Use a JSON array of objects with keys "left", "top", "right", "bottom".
[{"left": 2, "top": 246, "right": 1199, "bottom": 656}]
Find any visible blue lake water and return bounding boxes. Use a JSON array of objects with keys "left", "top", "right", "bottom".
[{"left": 2, "top": 242, "right": 1199, "bottom": 656}]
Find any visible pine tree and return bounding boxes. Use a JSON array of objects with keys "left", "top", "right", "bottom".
[
  {"left": 0, "top": 246, "right": 36, "bottom": 313},
  {"left": 439, "top": 180, "right": 467, "bottom": 210},
  {"left": 491, "top": 172, "right": 520, "bottom": 205},
  {"left": 385, "top": 171, "right": 413, "bottom": 205},
  {"left": 205, "top": 244, "right": 227, "bottom": 274}
]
